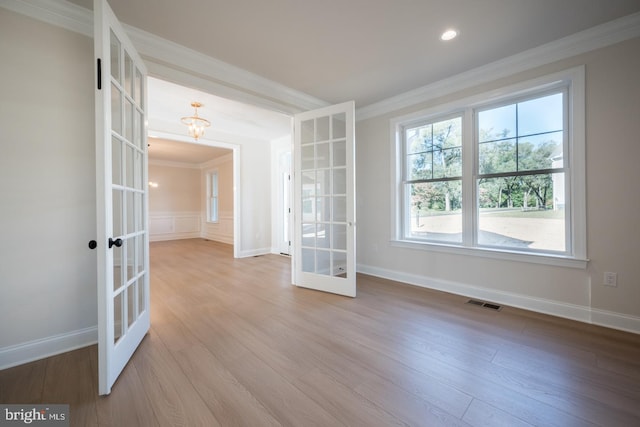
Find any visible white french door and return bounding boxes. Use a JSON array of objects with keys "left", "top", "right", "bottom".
[
  {"left": 293, "top": 101, "right": 356, "bottom": 297},
  {"left": 94, "top": 0, "right": 150, "bottom": 395}
]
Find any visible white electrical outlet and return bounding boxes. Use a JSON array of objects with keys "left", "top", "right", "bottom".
[{"left": 603, "top": 272, "right": 617, "bottom": 287}]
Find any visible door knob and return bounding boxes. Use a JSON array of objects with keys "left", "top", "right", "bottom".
[
  {"left": 109, "top": 237, "right": 123, "bottom": 248},
  {"left": 88, "top": 240, "right": 97, "bottom": 249}
]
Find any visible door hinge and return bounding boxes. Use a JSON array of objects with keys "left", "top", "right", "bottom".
[{"left": 97, "top": 58, "right": 102, "bottom": 90}]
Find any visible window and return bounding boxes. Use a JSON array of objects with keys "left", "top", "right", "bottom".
[
  {"left": 393, "top": 68, "right": 586, "bottom": 266},
  {"left": 206, "top": 170, "right": 218, "bottom": 223},
  {"left": 404, "top": 116, "right": 463, "bottom": 244}
]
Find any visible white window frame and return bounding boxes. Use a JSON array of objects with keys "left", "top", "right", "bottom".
[
  {"left": 206, "top": 169, "right": 219, "bottom": 223},
  {"left": 390, "top": 66, "right": 587, "bottom": 268}
]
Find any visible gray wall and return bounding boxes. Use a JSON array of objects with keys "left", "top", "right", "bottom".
[
  {"left": 0, "top": 9, "right": 97, "bottom": 359},
  {"left": 356, "top": 37, "right": 640, "bottom": 328}
]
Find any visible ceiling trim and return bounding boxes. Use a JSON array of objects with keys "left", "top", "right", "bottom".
[
  {"left": 4, "top": 1, "right": 639, "bottom": 121},
  {"left": 148, "top": 159, "right": 202, "bottom": 169},
  {"left": 357, "top": 12, "right": 640, "bottom": 121},
  {"left": 1, "top": 0, "right": 328, "bottom": 114},
  {"left": 0, "top": 0, "right": 92, "bottom": 37},
  {"left": 125, "top": 24, "right": 329, "bottom": 114},
  {"left": 200, "top": 153, "right": 234, "bottom": 169}
]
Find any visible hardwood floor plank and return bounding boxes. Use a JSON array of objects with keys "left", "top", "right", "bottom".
[
  {"left": 0, "top": 358, "right": 46, "bottom": 404},
  {"left": 293, "top": 366, "right": 408, "bottom": 427},
  {"left": 225, "top": 349, "right": 343, "bottom": 427},
  {"left": 354, "top": 373, "right": 473, "bottom": 427},
  {"left": 40, "top": 347, "right": 97, "bottom": 427},
  {"left": 89, "top": 346, "right": 160, "bottom": 427},
  {"left": 462, "top": 399, "right": 533, "bottom": 427},
  {"left": 131, "top": 333, "right": 221, "bottom": 427},
  {"left": 2, "top": 238, "right": 640, "bottom": 427},
  {"left": 173, "top": 343, "right": 282, "bottom": 427}
]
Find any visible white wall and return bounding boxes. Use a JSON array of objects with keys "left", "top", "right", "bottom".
[
  {"left": 0, "top": 9, "right": 97, "bottom": 367},
  {"left": 148, "top": 162, "right": 202, "bottom": 241},
  {"left": 201, "top": 153, "right": 234, "bottom": 244},
  {"left": 356, "top": 37, "right": 640, "bottom": 332}
]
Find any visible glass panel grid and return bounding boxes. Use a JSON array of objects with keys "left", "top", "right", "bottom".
[{"left": 299, "top": 111, "right": 351, "bottom": 278}]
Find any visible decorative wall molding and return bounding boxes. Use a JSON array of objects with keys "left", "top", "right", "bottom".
[
  {"left": 0, "top": 0, "right": 92, "bottom": 37},
  {"left": 238, "top": 247, "right": 273, "bottom": 258},
  {"left": 202, "top": 213, "right": 234, "bottom": 245},
  {"left": 200, "top": 152, "right": 234, "bottom": 169},
  {"left": 149, "top": 211, "right": 201, "bottom": 242},
  {"left": 357, "top": 264, "right": 640, "bottom": 335},
  {"left": 357, "top": 12, "right": 640, "bottom": 121},
  {"left": 0, "top": 0, "right": 327, "bottom": 115},
  {"left": 148, "top": 158, "right": 202, "bottom": 169},
  {"left": 5, "top": 1, "right": 639, "bottom": 120},
  {"left": 0, "top": 326, "right": 97, "bottom": 371}
]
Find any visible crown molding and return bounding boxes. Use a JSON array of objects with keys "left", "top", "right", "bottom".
[
  {"left": 357, "top": 12, "right": 640, "bottom": 121},
  {"left": 1, "top": 0, "right": 328, "bottom": 114},
  {"left": 0, "top": 0, "right": 93, "bottom": 36},
  {"left": 124, "top": 24, "right": 328, "bottom": 114},
  {"left": 4, "top": 1, "right": 639, "bottom": 120},
  {"left": 148, "top": 159, "right": 201, "bottom": 169}
]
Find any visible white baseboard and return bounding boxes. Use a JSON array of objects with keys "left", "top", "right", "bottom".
[
  {"left": 0, "top": 326, "right": 97, "bottom": 371},
  {"left": 357, "top": 264, "right": 640, "bottom": 335},
  {"left": 202, "top": 234, "right": 234, "bottom": 245},
  {"left": 238, "top": 247, "right": 273, "bottom": 258},
  {"left": 149, "top": 232, "right": 201, "bottom": 242}
]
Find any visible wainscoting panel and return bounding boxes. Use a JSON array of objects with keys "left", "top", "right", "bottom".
[
  {"left": 202, "top": 212, "right": 233, "bottom": 245},
  {"left": 150, "top": 211, "right": 201, "bottom": 242}
]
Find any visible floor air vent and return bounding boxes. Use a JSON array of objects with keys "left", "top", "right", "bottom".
[{"left": 466, "top": 299, "right": 502, "bottom": 311}]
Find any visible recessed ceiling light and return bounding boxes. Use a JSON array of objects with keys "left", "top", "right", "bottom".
[{"left": 441, "top": 29, "right": 458, "bottom": 41}]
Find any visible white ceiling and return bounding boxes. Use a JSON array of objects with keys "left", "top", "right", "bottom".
[
  {"left": 147, "top": 138, "right": 231, "bottom": 165},
  {"left": 64, "top": 0, "right": 640, "bottom": 163},
  {"left": 100, "top": 0, "right": 640, "bottom": 107},
  {"left": 146, "top": 77, "right": 291, "bottom": 164}
]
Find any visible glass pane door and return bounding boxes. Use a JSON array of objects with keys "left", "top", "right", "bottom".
[
  {"left": 294, "top": 102, "right": 355, "bottom": 297},
  {"left": 95, "top": 0, "right": 150, "bottom": 395}
]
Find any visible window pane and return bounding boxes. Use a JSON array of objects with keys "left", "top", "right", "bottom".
[
  {"left": 301, "top": 119, "right": 314, "bottom": 144},
  {"left": 317, "top": 116, "right": 330, "bottom": 141},
  {"left": 433, "top": 147, "right": 462, "bottom": 178},
  {"left": 333, "top": 140, "right": 346, "bottom": 167},
  {"left": 478, "top": 104, "right": 516, "bottom": 142},
  {"left": 301, "top": 145, "right": 314, "bottom": 170},
  {"left": 407, "top": 152, "right": 432, "bottom": 180},
  {"left": 332, "top": 113, "right": 346, "bottom": 139},
  {"left": 477, "top": 173, "right": 565, "bottom": 252},
  {"left": 518, "top": 93, "right": 563, "bottom": 136},
  {"left": 316, "top": 170, "right": 330, "bottom": 195},
  {"left": 518, "top": 132, "right": 563, "bottom": 171},
  {"left": 124, "top": 52, "right": 133, "bottom": 97},
  {"left": 406, "top": 117, "right": 461, "bottom": 180},
  {"left": 316, "top": 143, "right": 330, "bottom": 168},
  {"left": 316, "top": 224, "right": 330, "bottom": 248},
  {"left": 406, "top": 125, "right": 433, "bottom": 154},
  {"left": 478, "top": 139, "right": 517, "bottom": 175},
  {"left": 407, "top": 181, "right": 462, "bottom": 243},
  {"left": 111, "top": 83, "right": 122, "bottom": 134},
  {"left": 333, "top": 224, "right": 347, "bottom": 250},
  {"left": 433, "top": 117, "right": 462, "bottom": 149},
  {"left": 110, "top": 30, "right": 120, "bottom": 81}
]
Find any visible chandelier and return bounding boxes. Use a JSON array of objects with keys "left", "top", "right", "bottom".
[{"left": 181, "top": 102, "right": 210, "bottom": 140}]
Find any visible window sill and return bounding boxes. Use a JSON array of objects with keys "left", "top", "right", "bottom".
[
  {"left": 206, "top": 220, "right": 219, "bottom": 225},
  {"left": 390, "top": 239, "right": 588, "bottom": 269}
]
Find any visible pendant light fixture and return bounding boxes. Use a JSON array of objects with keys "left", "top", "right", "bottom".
[{"left": 181, "top": 102, "right": 211, "bottom": 140}]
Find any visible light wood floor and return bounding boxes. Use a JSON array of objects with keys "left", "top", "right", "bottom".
[{"left": 2, "top": 238, "right": 640, "bottom": 426}]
